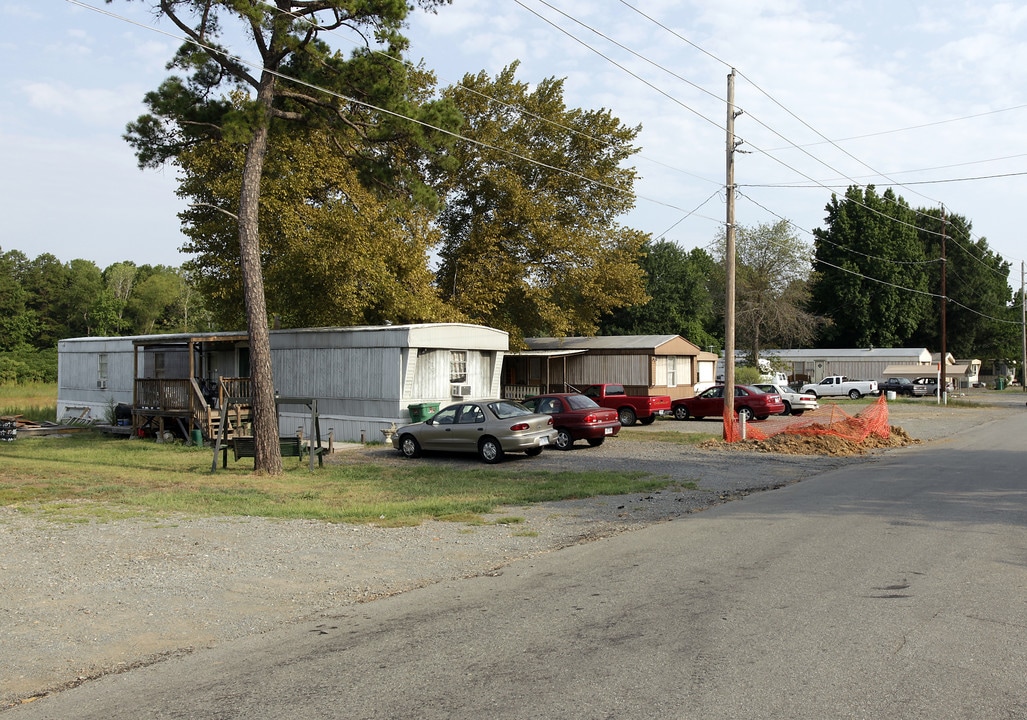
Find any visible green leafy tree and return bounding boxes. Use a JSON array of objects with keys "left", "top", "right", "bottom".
[
  {"left": 20, "top": 253, "right": 71, "bottom": 348},
  {"left": 709, "top": 221, "right": 822, "bottom": 360},
  {"left": 809, "top": 186, "right": 931, "bottom": 348},
  {"left": 910, "top": 209, "right": 1016, "bottom": 359},
  {"left": 435, "top": 63, "right": 648, "bottom": 346},
  {"left": 0, "top": 249, "right": 31, "bottom": 351},
  {"left": 61, "top": 259, "right": 106, "bottom": 338},
  {"left": 103, "top": 261, "right": 138, "bottom": 333},
  {"left": 178, "top": 130, "right": 458, "bottom": 329},
  {"left": 599, "top": 240, "right": 719, "bottom": 349},
  {"left": 127, "top": 266, "right": 190, "bottom": 334},
  {"left": 113, "top": 0, "right": 452, "bottom": 475}
]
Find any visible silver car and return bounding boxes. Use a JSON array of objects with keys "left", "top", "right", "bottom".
[
  {"left": 392, "top": 400, "right": 554, "bottom": 464},
  {"left": 754, "top": 383, "right": 819, "bottom": 416}
]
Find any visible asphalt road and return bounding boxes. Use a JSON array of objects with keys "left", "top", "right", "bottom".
[{"left": 9, "top": 407, "right": 1027, "bottom": 719}]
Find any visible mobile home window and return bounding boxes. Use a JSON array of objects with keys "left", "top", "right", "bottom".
[
  {"left": 667, "top": 356, "right": 677, "bottom": 387},
  {"left": 450, "top": 351, "right": 467, "bottom": 383},
  {"left": 154, "top": 352, "right": 166, "bottom": 379},
  {"left": 97, "top": 353, "right": 108, "bottom": 382}
]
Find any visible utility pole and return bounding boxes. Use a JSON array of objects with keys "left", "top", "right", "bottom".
[
  {"left": 940, "top": 207, "right": 947, "bottom": 404},
  {"left": 724, "top": 69, "right": 737, "bottom": 434},
  {"left": 1021, "top": 261, "right": 1025, "bottom": 392}
]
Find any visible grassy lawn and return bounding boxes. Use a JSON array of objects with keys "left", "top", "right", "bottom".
[
  {"left": 0, "top": 381, "right": 57, "bottom": 422},
  {"left": 0, "top": 433, "right": 677, "bottom": 526}
]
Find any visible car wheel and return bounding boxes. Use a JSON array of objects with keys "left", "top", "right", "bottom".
[
  {"left": 756, "top": 415, "right": 769, "bottom": 421},
  {"left": 673, "top": 405, "right": 690, "bottom": 421},
  {"left": 848, "top": 389, "right": 862, "bottom": 399},
  {"left": 618, "top": 407, "right": 637, "bottom": 427},
  {"left": 639, "top": 415, "right": 656, "bottom": 425},
  {"left": 399, "top": 434, "right": 421, "bottom": 458},
  {"left": 738, "top": 406, "right": 754, "bottom": 422},
  {"left": 525, "top": 447, "right": 543, "bottom": 457},
  {"left": 808, "top": 390, "right": 819, "bottom": 399},
  {"left": 478, "top": 437, "right": 504, "bottom": 464},
  {"left": 791, "top": 410, "right": 804, "bottom": 416},
  {"left": 781, "top": 401, "right": 792, "bottom": 416},
  {"left": 555, "top": 428, "right": 574, "bottom": 450},
  {"left": 586, "top": 437, "right": 605, "bottom": 447}
]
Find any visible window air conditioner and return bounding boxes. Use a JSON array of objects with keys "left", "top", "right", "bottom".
[
  {"left": 97, "top": 380, "right": 107, "bottom": 390},
  {"left": 451, "top": 384, "right": 472, "bottom": 397}
]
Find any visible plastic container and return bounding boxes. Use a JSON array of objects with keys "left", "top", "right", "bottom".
[
  {"left": 886, "top": 391, "right": 896, "bottom": 401},
  {"left": 408, "top": 402, "right": 440, "bottom": 422},
  {"left": 190, "top": 429, "right": 204, "bottom": 446}
]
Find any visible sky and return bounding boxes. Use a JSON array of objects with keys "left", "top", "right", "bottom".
[{"left": 4, "top": 0, "right": 1027, "bottom": 291}]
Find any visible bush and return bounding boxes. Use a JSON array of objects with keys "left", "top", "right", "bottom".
[{"left": 0, "top": 347, "right": 57, "bottom": 384}]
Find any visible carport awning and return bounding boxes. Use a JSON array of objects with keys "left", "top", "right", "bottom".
[
  {"left": 883, "top": 364, "right": 971, "bottom": 379},
  {"left": 882, "top": 364, "right": 937, "bottom": 378}
]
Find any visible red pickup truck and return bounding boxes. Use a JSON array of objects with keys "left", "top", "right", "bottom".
[{"left": 581, "top": 383, "right": 672, "bottom": 427}]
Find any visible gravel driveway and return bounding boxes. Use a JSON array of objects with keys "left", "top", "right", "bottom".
[{"left": 2, "top": 395, "right": 1021, "bottom": 709}]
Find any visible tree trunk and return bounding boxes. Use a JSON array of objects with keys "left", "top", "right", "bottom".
[{"left": 238, "top": 73, "right": 282, "bottom": 476}]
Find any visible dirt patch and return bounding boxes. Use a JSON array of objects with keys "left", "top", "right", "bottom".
[{"left": 701, "top": 424, "right": 920, "bottom": 457}]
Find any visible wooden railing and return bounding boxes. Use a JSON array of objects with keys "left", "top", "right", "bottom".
[{"left": 135, "top": 379, "right": 192, "bottom": 411}]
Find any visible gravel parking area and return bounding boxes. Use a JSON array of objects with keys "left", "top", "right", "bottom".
[{"left": 1, "top": 394, "right": 1021, "bottom": 709}]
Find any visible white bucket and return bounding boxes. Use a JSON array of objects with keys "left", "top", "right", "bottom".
[{"left": 886, "top": 390, "right": 896, "bottom": 400}]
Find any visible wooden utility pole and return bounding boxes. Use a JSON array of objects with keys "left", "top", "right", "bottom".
[
  {"left": 724, "top": 69, "right": 737, "bottom": 433},
  {"left": 1021, "top": 261, "right": 1026, "bottom": 392},
  {"left": 940, "top": 207, "right": 947, "bottom": 403}
]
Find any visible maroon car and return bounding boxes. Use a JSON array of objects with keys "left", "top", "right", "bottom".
[
  {"left": 521, "top": 393, "right": 621, "bottom": 450},
  {"left": 672, "top": 384, "right": 785, "bottom": 422}
]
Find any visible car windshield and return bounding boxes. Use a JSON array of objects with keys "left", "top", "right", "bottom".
[
  {"left": 488, "top": 400, "right": 532, "bottom": 419},
  {"left": 566, "top": 395, "right": 600, "bottom": 410}
]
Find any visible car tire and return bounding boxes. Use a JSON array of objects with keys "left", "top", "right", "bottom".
[
  {"left": 756, "top": 415, "right": 769, "bottom": 421},
  {"left": 478, "top": 437, "right": 504, "bottom": 464},
  {"left": 586, "top": 437, "right": 605, "bottom": 447},
  {"left": 555, "top": 428, "right": 574, "bottom": 450},
  {"left": 781, "top": 401, "right": 792, "bottom": 416},
  {"left": 848, "top": 389, "right": 862, "bottom": 399},
  {"left": 673, "top": 405, "right": 690, "bottom": 421},
  {"left": 618, "top": 407, "right": 637, "bottom": 427},
  {"left": 525, "top": 447, "right": 543, "bottom": 457},
  {"left": 399, "top": 434, "right": 421, "bottom": 458},
  {"left": 791, "top": 410, "right": 804, "bottom": 416},
  {"left": 738, "top": 407, "right": 754, "bottom": 422},
  {"left": 639, "top": 416, "right": 656, "bottom": 425},
  {"left": 807, "top": 390, "right": 819, "bottom": 399}
]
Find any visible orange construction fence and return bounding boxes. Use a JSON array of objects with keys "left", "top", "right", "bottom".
[{"left": 723, "top": 393, "right": 891, "bottom": 443}]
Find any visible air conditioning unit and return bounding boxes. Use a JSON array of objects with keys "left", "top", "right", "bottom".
[
  {"left": 97, "top": 380, "right": 107, "bottom": 390},
  {"left": 451, "top": 384, "right": 472, "bottom": 397}
]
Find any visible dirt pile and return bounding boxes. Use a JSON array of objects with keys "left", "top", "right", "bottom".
[{"left": 702, "top": 425, "right": 920, "bottom": 457}]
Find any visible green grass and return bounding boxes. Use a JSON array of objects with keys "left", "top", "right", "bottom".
[
  {"left": 0, "top": 381, "right": 57, "bottom": 422},
  {"left": 0, "top": 433, "right": 671, "bottom": 526}
]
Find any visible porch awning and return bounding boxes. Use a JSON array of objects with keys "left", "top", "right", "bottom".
[{"left": 506, "top": 349, "right": 587, "bottom": 358}]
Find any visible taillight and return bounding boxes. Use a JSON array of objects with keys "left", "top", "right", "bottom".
[
  {"left": 582, "top": 413, "right": 598, "bottom": 423},
  {"left": 546, "top": 416, "right": 553, "bottom": 425},
  {"left": 510, "top": 422, "right": 530, "bottom": 431}
]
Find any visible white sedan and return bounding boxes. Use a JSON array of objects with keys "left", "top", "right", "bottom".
[{"left": 754, "top": 383, "right": 819, "bottom": 416}]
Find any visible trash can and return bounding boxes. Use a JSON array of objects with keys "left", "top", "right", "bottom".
[
  {"left": 885, "top": 390, "right": 896, "bottom": 401},
  {"left": 407, "top": 402, "right": 441, "bottom": 422},
  {"left": 190, "top": 429, "right": 204, "bottom": 446},
  {"left": 996, "top": 378, "right": 1007, "bottom": 390}
]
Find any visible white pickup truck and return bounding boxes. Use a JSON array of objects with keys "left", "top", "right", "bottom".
[{"left": 799, "top": 375, "right": 878, "bottom": 400}]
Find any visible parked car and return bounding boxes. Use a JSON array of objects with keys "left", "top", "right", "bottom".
[
  {"left": 521, "top": 393, "right": 621, "bottom": 450},
  {"left": 753, "top": 383, "right": 818, "bottom": 416},
  {"left": 672, "top": 384, "right": 785, "bottom": 422},
  {"left": 392, "top": 400, "right": 554, "bottom": 464},
  {"left": 913, "top": 377, "right": 953, "bottom": 396},
  {"left": 879, "top": 377, "right": 929, "bottom": 397}
]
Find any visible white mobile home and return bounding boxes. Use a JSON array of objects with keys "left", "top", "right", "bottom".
[
  {"left": 57, "top": 323, "right": 508, "bottom": 443},
  {"left": 757, "top": 348, "right": 934, "bottom": 384}
]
